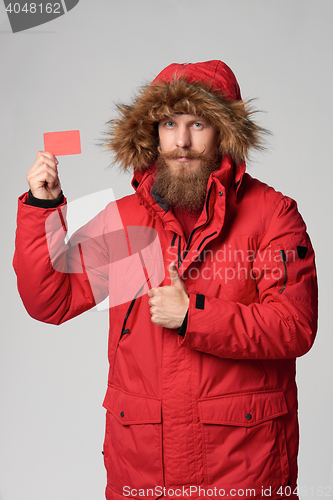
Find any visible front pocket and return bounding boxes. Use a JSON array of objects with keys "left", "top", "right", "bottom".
[
  {"left": 198, "top": 390, "right": 289, "bottom": 492},
  {"left": 103, "top": 385, "right": 163, "bottom": 495}
]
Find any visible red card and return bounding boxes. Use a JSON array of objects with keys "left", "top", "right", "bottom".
[{"left": 43, "top": 130, "right": 81, "bottom": 156}]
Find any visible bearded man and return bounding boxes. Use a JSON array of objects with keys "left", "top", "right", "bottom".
[{"left": 14, "top": 61, "right": 318, "bottom": 500}]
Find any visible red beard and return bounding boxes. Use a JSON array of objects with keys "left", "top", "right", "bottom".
[{"left": 154, "top": 148, "right": 221, "bottom": 212}]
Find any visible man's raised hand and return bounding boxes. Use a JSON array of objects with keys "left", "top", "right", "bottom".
[
  {"left": 27, "top": 151, "right": 61, "bottom": 200},
  {"left": 148, "top": 261, "right": 189, "bottom": 329}
]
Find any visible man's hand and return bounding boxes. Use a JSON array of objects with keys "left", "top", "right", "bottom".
[
  {"left": 148, "top": 261, "right": 189, "bottom": 329},
  {"left": 27, "top": 151, "right": 61, "bottom": 200}
]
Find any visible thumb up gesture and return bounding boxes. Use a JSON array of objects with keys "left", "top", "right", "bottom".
[{"left": 148, "top": 261, "right": 189, "bottom": 329}]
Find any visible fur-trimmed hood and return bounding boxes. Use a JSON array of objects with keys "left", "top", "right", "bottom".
[{"left": 105, "top": 60, "right": 266, "bottom": 171}]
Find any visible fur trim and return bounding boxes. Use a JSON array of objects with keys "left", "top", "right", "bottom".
[{"left": 104, "top": 77, "right": 267, "bottom": 172}]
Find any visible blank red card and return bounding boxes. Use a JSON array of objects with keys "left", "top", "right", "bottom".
[{"left": 43, "top": 130, "right": 81, "bottom": 156}]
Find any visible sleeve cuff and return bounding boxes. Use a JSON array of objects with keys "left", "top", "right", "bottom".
[
  {"left": 178, "top": 294, "right": 205, "bottom": 339},
  {"left": 26, "top": 190, "right": 64, "bottom": 208},
  {"left": 178, "top": 310, "right": 188, "bottom": 338}
]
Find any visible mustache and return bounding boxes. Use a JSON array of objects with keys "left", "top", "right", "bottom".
[{"left": 157, "top": 147, "right": 206, "bottom": 160}]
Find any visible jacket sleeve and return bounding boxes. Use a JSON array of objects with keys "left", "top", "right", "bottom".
[
  {"left": 179, "top": 196, "right": 318, "bottom": 359},
  {"left": 13, "top": 192, "right": 113, "bottom": 325}
]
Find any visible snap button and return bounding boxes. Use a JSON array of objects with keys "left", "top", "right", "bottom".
[
  {"left": 219, "top": 191, "right": 223, "bottom": 196},
  {"left": 120, "top": 411, "right": 124, "bottom": 418},
  {"left": 245, "top": 413, "right": 252, "bottom": 420}
]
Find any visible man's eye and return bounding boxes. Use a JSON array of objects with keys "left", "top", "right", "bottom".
[
  {"left": 193, "top": 122, "right": 203, "bottom": 128},
  {"left": 165, "top": 121, "right": 175, "bottom": 127}
]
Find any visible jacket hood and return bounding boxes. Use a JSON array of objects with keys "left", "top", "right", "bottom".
[{"left": 105, "top": 60, "right": 267, "bottom": 171}]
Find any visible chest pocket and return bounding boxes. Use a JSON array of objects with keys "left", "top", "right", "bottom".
[{"left": 184, "top": 257, "right": 250, "bottom": 303}]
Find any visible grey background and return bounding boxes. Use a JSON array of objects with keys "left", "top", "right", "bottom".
[{"left": 1, "top": 1, "right": 332, "bottom": 499}]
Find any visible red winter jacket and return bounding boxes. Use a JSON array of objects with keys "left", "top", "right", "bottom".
[{"left": 14, "top": 154, "right": 317, "bottom": 500}]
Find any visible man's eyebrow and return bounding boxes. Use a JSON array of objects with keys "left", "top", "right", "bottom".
[
  {"left": 191, "top": 117, "right": 208, "bottom": 123},
  {"left": 161, "top": 114, "right": 209, "bottom": 123}
]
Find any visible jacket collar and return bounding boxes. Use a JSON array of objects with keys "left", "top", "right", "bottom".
[{"left": 209, "top": 155, "right": 245, "bottom": 199}]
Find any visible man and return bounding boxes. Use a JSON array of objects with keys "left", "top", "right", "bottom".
[{"left": 14, "top": 60, "right": 318, "bottom": 500}]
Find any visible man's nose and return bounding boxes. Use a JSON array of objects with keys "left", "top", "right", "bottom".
[{"left": 175, "top": 125, "right": 191, "bottom": 149}]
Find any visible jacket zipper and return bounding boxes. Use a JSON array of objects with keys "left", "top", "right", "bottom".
[
  {"left": 177, "top": 235, "right": 182, "bottom": 268},
  {"left": 279, "top": 250, "right": 287, "bottom": 294},
  {"left": 178, "top": 184, "right": 213, "bottom": 266},
  {"left": 170, "top": 233, "right": 177, "bottom": 248},
  {"left": 196, "top": 231, "right": 218, "bottom": 252}
]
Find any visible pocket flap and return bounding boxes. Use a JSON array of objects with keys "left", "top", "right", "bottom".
[
  {"left": 103, "top": 385, "right": 161, "bottom": 425},
  {"left": 198, "top": 390, "right": 288, "bottom": 427}
]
